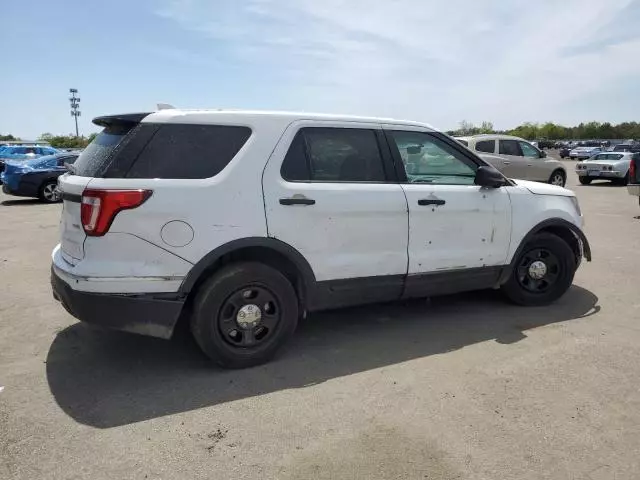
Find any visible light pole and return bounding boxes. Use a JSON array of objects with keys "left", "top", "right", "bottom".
[{"left": 69, "top": 88, "right": 81, "bottom": 137}]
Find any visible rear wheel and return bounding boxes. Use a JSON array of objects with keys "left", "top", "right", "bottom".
[
  {"left": 501, "top": 232, "right": 576, "bottom": 306},
  {"left": 549, "top": 170, "right": 566, "bottom": 187},
  {"left": 190, "top": 262, "right": 299, "bottom": 368},
  {"left": 579, "top": 177, "right": 592, "bottom": 185},
  {"left": 39, "top": 180, "right": 61, "bottom": 203},
  {"left": 614, "top": 173, "right": 629, "bottom": 186}
]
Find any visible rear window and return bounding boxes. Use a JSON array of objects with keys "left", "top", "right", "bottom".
[
  {"left": 613, "top": 145, "right": 630, "bottom": 152},
  {"left": 73, "top": 124, "right": 132, "bottom": 177},
  {"left": 600, "top": 154, "right": 624, "bottom": 160},
  {"left": 73, "top": 123, "right": 251, "bottom": 179},
  {"left": 126, "top": 124, "right": 251, "bottom": 179}
]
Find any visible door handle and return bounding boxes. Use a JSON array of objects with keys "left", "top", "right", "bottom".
[
  {"left": 418, "top": 199, "right": 446, "bottom": 206},
  {"left": 527, "top": 163, "right": 533, "bottom": 166},
  {"left": 503, "top": 161, "right": 511, "bottom": 165},
  {"left": 279, "top": 197, "right": 316, "bottom": 206}
]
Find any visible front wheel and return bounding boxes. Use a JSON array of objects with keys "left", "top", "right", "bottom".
[
  {"left": 579, "top": 177, "right": 592, "bottom": 185},
  {"left": 549, "top": 170, "right": 566, "bottom": 187},
  {"left": 39, "top": 180, "right": 62, "bottom": 203},
  {"left": 190, "top": 262, "right": 299, "bottom": 368},
  {"left": 501, "top": 232, "right": 576, "bottom": 306}
]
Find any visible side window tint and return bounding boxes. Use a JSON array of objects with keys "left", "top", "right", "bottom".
[
  {"left": 519, "top": 141, "right": 540, "bottom": 158},
  {"left": 281, "top": 131, "right": 310, "bottom": 181},
  {"left": 300, "top": 128, "right": 385, "bottom": 182},
  {"left": 127, "top": 124, "right": 251, "bottom": 179},
  {"left": 389, "top": 131, "right": 476, "bottom": 185},
  {"left": 499, "top": 140, "right": 522, "bottom": 156},
  {"left": 475, "top": 140, "right": 495, "bottom": 153}
]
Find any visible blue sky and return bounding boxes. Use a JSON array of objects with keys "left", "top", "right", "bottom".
[{"left": 2, "top": 0, "right": 640, "bottom": 139}]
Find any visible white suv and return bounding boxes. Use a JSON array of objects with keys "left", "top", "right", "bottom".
[{"left": 52, "top": 110, "right": 591, "bottom": 368}]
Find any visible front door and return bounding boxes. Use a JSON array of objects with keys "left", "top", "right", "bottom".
[
  {"left": 498, "top": 139, "right": 530, "bottom": 179},
  {"left": 262, "top": 121, "right": 409, "bottom": 307},
  {"left": 518, "top": 140, "right": 548, "bottom": 181},
  {"left": 384, "top": 128, "right": 511, "bottom": 294}
]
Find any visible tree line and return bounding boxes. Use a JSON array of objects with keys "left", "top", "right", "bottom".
[{"left": 449, "top": 121, "right": 640, "bottom": 140}]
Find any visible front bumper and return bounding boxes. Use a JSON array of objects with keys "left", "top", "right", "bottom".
[{"left": 51, "top": 266, "right": 185, "bottom": 339}]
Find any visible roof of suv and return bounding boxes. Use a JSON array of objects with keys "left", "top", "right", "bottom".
[
  {"left": 135, "top": 109, "right": 434, "bottom": 130},
  {"left": 456, "top": 134, "right": 529, "bottom": 142}
]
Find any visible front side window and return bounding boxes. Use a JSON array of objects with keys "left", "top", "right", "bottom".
[
  {"left": 475, "top": 139, "right": 495, "bottom": 154},
  {"left": 389, "top": 131, "right": 476, "bottom": 185},
  {"left": 281, "top": 127, "right": 385, "bottom": 182},
  {"left": 499, "top": 140, "right": 522, "bottom": 156},
  {"left": 519, "top": 141, "right": 540, "bottom": 158}
]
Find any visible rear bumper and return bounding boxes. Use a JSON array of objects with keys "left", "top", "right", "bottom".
[
  {"left": 628, "top": 185, "right": 640, "bottom": 197},
  {"left": 51, "top": 266, "right": 185, "bottom": 339}
]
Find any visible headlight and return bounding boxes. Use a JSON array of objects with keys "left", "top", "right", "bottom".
[{"left": 570, "top": 196, "right": 582, "bottom": 217}]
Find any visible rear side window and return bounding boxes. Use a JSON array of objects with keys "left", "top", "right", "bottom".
[
  {"left": 499, "top": 140, "right": 522, "bottom": 156},
  {"left": 281, "top": 127, "right": 385, "bottom": 182},
  {"left": 126, "top": 124, "right": 251, "bottom": 179},
  {"left": 475, "top": 140, "right": 495, "bottom": 153}
]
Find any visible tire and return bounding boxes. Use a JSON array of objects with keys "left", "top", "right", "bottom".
[
  {"left": 548, "top": 170, "right": 566, "bottom": 187},
  {"left": 579, "top": 177, "right": 592, "bottom": 185},
  {"left": 501, "top": 232, "right": 576, "bottom": 306},
  {"left": 614, "top": 173, "right": 629, "bottom": 186},
  {"left": 190, "top": 262, "right": 299, "bottom": 368},
  {"left": 39, "top": 180, "right": 62, "bottom": 203}
]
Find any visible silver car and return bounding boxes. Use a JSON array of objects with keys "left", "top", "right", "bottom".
[
  {"left": 575, "top": 152, "right": 636, "bottom": 185},
  {"left": 570, "top": 146, "right": 602, "bottom": 160},
  {"left": 456, "top": 134, "right": 567, "bottom": 186}
]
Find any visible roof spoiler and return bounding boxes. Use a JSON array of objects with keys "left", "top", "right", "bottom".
[{"left": 92, "top": 113, "right": 151, "bottom": 128}]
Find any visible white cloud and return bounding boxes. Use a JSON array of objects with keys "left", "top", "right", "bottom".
[{"left": 156, "top": 0, "right": 640, "bottom": 129}]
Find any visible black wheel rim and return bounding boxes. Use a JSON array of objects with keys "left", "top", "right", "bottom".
[
  {"left": 516, "top": 248, "right": 561, "bottom": 294},
  {"left": 217, "top": 285, "right": 281, "bottom": 349}
]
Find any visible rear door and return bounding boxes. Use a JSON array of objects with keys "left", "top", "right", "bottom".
[{"left": 262, "top": 121, "right": 409, "bottom": 306}]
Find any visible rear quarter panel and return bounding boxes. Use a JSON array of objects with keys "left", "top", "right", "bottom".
[{"left": 86, "top": 117, "right": 291, "bottom": 264}]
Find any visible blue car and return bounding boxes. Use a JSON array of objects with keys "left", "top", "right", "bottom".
[
  {"left": 0, "top": 145, "right": 59, "bottom": 178},
  {"left": 1, "top": 153, "right": 78, "bottom": 203}
]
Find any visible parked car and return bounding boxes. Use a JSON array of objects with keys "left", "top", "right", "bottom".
[
  {"left": 575, "top": 152, "right": 636, "bottom": 185},
  {"left": 1, "top": 153, "right": 78, "bottom": 202},
  {"left": 456, "top": 134, "right": 567, "bottom": 186},
  {"left": 51, "top": 110, "right": 590, "bottom": 368},
  {"left": 569, "top": 146, "right": 601, "bottom": 160},
  {"left": 627, "top": 154, "right": 639, "bottom": 206},
  {"left": 0, "top": 145, "right": 59, "bottom": 178},
  {"left": 559, "top": 146, "right": 572, "bottom": 158},
  {"left": 535, "top": 139, "right": 555, "bottom": 149},
  {"left": 612, "top": 143, "right": 640, "bottom": 153}
]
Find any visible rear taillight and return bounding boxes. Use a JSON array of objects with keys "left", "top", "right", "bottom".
[
  {"left": 630, "top": 158, "right": 636, "bottom": 181},
  {"left": 81, "top": 189, "right": 152, "bottom": 236}
]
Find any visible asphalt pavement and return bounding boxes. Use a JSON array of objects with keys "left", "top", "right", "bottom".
[{"left": 1, "top": 157, "right": 639, "bottom": 479}]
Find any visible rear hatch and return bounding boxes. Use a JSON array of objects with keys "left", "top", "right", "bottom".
[{"left": 58, "top": 114, "right": 149, "bottom": 264}]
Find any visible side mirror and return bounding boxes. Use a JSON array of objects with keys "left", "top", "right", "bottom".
[
  {"left": 540, "top": 150, "right": 547, "bottom": 158},
  {"left": 475, "top": 166, "right": 506, "bottom": 188}
]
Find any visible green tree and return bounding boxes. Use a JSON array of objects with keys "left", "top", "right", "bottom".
[{"left": 0, "top": 133, "right": 18, "bottom": 141}]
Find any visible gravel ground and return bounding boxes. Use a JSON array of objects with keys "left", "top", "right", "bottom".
[{"left": 1, "top": 159, "right": 639, "bottom": 480}]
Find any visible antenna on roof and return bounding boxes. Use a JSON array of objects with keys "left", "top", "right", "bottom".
[{"left": 157, "top": 103, "right": 176, "bottom": 110}]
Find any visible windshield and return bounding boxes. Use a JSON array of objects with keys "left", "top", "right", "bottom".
[{"left": 24, "top": 155, "right": 58, "bottom": 169}]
